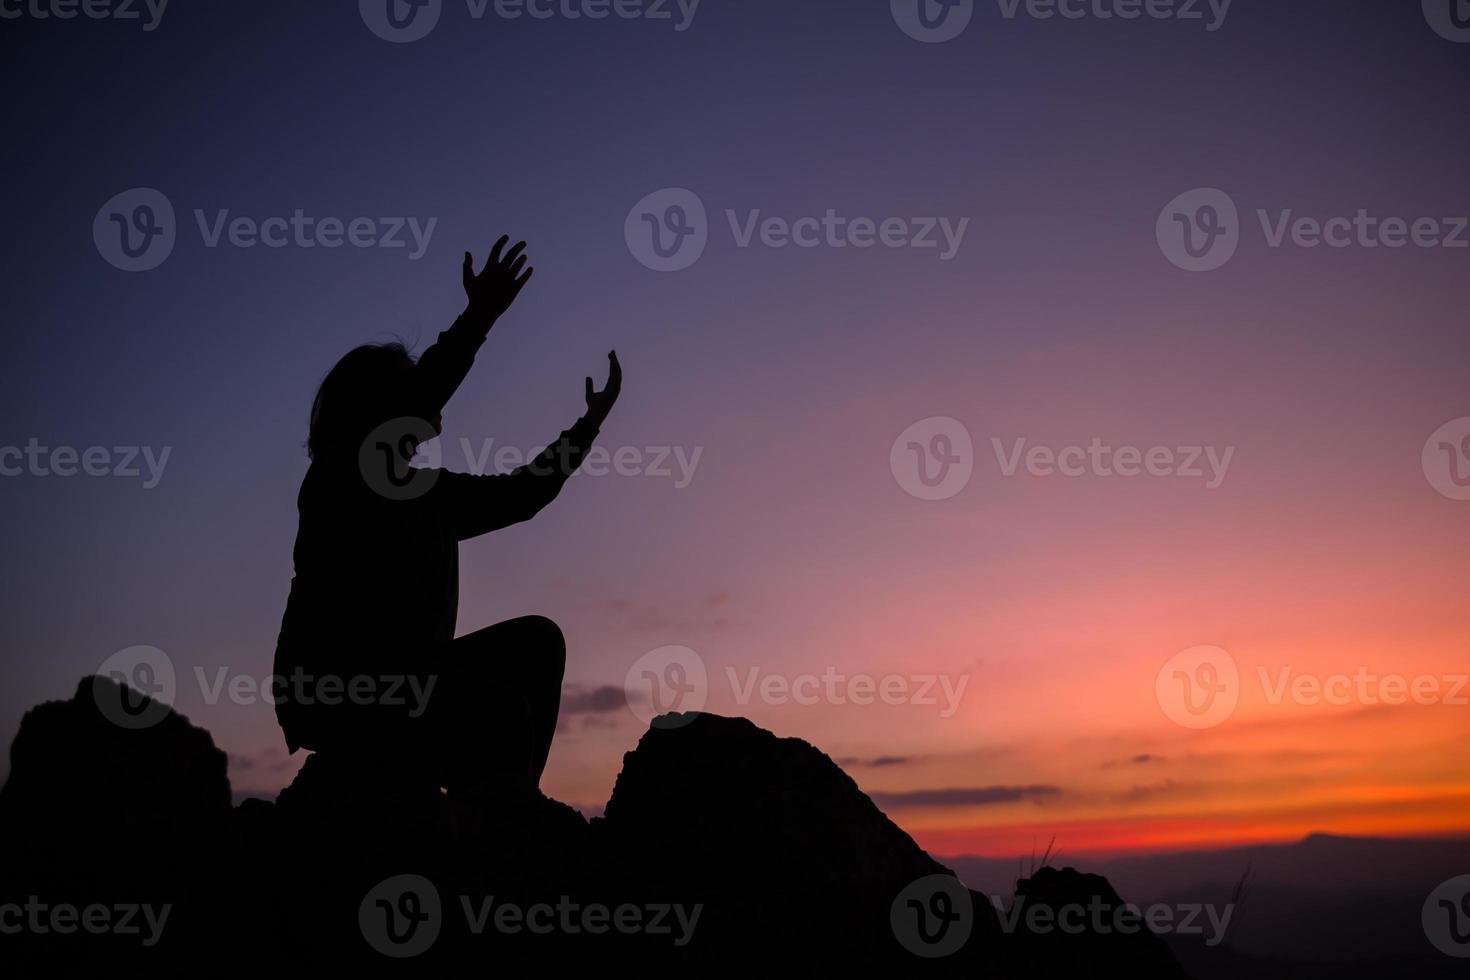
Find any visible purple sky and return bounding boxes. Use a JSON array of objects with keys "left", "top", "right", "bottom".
[{"left": 2, "top": 1, "right": 1468, "bottom": 854}]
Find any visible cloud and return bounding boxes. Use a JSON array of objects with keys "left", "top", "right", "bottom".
[
  {"left": 561, "top": 684, "right": 628, "bottom": 715},
  {"left": 868, "top": 785, "right": 1062, "bottom": 809},
  {"left": 837, "top": 755, "right": 922, "bottom": 768},
  {"left": 1102, "top": 753, "right": 1166, "bottom": 769}
]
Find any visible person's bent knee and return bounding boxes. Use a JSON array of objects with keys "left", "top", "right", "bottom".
[{"left": 519, "top": 615, "right": 565, "bottom": 665}]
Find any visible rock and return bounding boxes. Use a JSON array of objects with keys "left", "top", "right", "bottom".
[
  {"left": 1007, "top": 866, "right": 1192, "bottom": 978},
  {"left": 0, "top": 681, "right": 1189, "bottom": 979},
  {"left": 0, "top": 676, "right": 232, "bottom": 977},
  {"left": 594, "top": 711, "right": 1003, "bottom": 973}
]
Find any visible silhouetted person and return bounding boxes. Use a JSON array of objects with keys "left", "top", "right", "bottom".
[{"left": 271, "top": 237, "right": 621, "bottom": 795}]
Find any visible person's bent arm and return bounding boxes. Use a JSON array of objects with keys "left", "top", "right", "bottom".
[{"left": 440, "top": 351, "right": 622, "bottom": 540}]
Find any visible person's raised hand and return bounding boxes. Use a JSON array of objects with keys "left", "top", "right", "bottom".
[
  {"left": 584, "top": 351, "right": 622, "bottom": 426},
  {"left": 462, "top": 236, "right": 533, "bottom": 323}
]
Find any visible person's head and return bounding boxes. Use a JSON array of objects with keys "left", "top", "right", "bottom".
[{"left": 307, "top": 342, "right": 440, "bottom": 461}]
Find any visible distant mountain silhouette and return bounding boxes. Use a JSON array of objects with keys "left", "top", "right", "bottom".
[
  {"left": 0, "top": 677, "right": 1189, "bottom": 977},
  {"left": 947, "top": 832, "right": 1470, "bottom": 978}
]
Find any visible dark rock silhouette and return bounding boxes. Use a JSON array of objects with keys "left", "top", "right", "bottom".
[{"left": 0, "top": 679, "right": 1190, "bottom": 978}]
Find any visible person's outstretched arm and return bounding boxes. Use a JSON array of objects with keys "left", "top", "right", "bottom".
[
  {"left": 439, "top": 351, "right": 623, "bottom": 540},
  {"left": 407, "top": 236, "right": 533, "bottom": 423}
]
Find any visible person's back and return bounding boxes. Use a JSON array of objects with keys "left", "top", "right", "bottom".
[{"left": 271, "top": 237, "right": 623, "bottom": 794}]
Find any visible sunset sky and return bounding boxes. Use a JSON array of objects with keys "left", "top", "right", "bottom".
[{"left": 2, "top": 0, "right": 1467, "bottom": 860}]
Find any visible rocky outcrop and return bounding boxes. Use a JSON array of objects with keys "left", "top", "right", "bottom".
[{"left": 0, "top": 679, "right": 1189, "bottom": 979}]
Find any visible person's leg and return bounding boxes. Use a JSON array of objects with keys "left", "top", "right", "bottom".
[{"left": 432, "top": 615, "right": 566, "bottom": 794}]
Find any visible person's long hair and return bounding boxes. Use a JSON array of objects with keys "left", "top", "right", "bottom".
[{"left": 306, "top": 342, "right": 414, "bottom": 461}]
